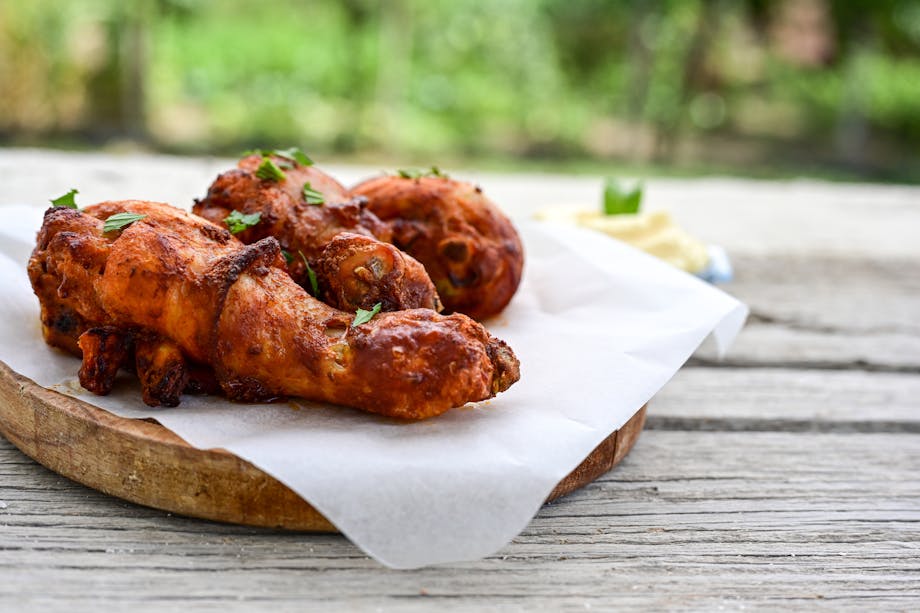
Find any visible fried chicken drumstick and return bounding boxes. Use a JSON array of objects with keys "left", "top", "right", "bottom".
[
  {"left": 193, "top": 154, "right": 442, "bottom": 313},
  {"left": 352, "top": 175, "right": 524, "bottom": 321},
  {"left": 195, "top": 154, "right": 524, "bottom": 321},
  {"left": 28, "top": 201, "right": 520, "bottom": 419}
]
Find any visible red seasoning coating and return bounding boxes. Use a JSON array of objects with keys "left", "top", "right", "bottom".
[
  {"left": 351, "top": 175, "right": 524, "bottom": 321},
  {"left": 193, "top": 155, "right": 441, "bottom": 314},
  {"left": 316, "top": 232, "right": 441, "bottom": 313},
  {"left": 28, "top": 201, "right": 520, "bottom": 418}
]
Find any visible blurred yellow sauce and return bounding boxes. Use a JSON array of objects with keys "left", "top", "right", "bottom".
[{"left": 535, "top": 208, "right": 709, "bottom": 273}]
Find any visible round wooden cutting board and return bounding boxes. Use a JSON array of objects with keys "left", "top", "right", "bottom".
[{"left": 0, "top": 360, "right": 647, "bottom": 532}]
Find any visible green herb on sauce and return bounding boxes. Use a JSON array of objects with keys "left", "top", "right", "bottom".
[
  {"left": 243, "top": 147, "right": 313, "bottom": 167},
  {"left": 352, "top": 302, "right": 382, "bottom": 327},
  {"left": 255, "top": 157, "right": 287, "bottom": 182},
  {"left": 50, "top": 188, "right": 79, "bottom": 209},
  {"left": 224, "top": 210, "right": 262, "bottom": 234},
  {"left": 396, "top": 166, "right": 446, "bottom": 179},
  {"left": 274, "top": 147, "right": 313, "bottom": 167},
  {"left": 298, "top": 250, "right": 319, "bottom": 297},
  {"left": 302, "top": 182, "right": 325, "bottom": 205},
  {"left": 103, "top": 212, "right": 147, "bottom": 233}
]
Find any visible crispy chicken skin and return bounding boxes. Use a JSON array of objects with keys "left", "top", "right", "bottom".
[
  {"left": 193, "top": 154, "right": 383, "bottom": 261},
  {"left": 316, "top": 232, "right": 440, "bottom": 313},
  {"left": 28, "top": 201, "right": 520, "bottom": 418},
  {"left": 350, "top": 176, "right": 524, "bottom": 321},
  {"left": 192, "top": 155, "right": 440, "bottom": 313}
]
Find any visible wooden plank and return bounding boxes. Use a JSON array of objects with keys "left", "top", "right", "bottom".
[
  {"left": 1, "top": 430, "right": 917, "bottom": 610},
  {"left": 654, "top": 367, "right": 920, "bottom": 429},
  {"left": 693, "top": 325, "right": 920, "bottom": 371},
  {"left": 3, "top": 150, "right": 920, "bottom": 262},
  {"left": 0, "top": 150, "right": 231, "bottom": 214},
  {"left": 726, "top": 256, "right": 920, "bottom": 333},
  {"left": 694, "top": 255, "right": 920, "bottom": 369}
]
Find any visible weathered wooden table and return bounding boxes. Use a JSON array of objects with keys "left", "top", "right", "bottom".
[{"left": 1, "top": 149, "right": 917, "bottom": 610}]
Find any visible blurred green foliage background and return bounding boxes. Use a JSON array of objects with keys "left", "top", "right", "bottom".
[{"left": 2, "top": 0, "right": 919, "bottom": 180}]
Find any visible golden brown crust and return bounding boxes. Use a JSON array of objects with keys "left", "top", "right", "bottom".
[
  {"left": 194, "top": 160, "right": 388, "bottom": 260},
  {"left": 134, "top": 335, "right": 189, "bottom": 408},
  {"left": 316, "top": 232, "right": 441, "bottom": 313},
  {"left": 77, "top": 327, "right": 131, "bottom": 396},
  {"left": 192, "top": 156, "right": 444, "bottom": 314},
  {"left": 350, "top": 175, "right": 524, "bottom": 320},
  {"left": 28, "top": 201, "right": 520, "bottom": 418},
  {"left": 28, "top": 208, "right": 114, "bottom": 354}
]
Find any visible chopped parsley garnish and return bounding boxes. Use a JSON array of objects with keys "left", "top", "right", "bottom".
[
  {"left": 396, "top": 166, "right": 446, "bottom": 179},
  {"left": 302, "top": 182, "right": 325, "bottom": 205},
  {"left": 255, "top": 157, "right": 287, "bottom": 182},
  {"left": 274, "top": 147, "right": 313, "bottom": 167},
  {"left": 243, "top": 147, "right": 313, "bottom": 167},
  {"left": 103, "top": 212, "right": 146, "bottom": 233},
  {"left": 352, "top": 302, "right": 382, "bottom": 327},
  {"left": 298, "top": 250, "right": 319, "bottom": 297},
  {"left": 602, "top": 178, "right": 643, "bottom": 216},
  {"left": 224, "top": 210, "right": 262, "bottom": 234},
  {"left": 281, "top": 249, "right": 294, "bottom": 264},
  {"left": 50, "top": 188, "right": 79, "bottom": 209}
]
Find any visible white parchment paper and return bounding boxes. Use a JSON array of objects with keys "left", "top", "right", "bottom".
[{"left": 0, "top": 205, "right": 747, "bottom": 568}]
